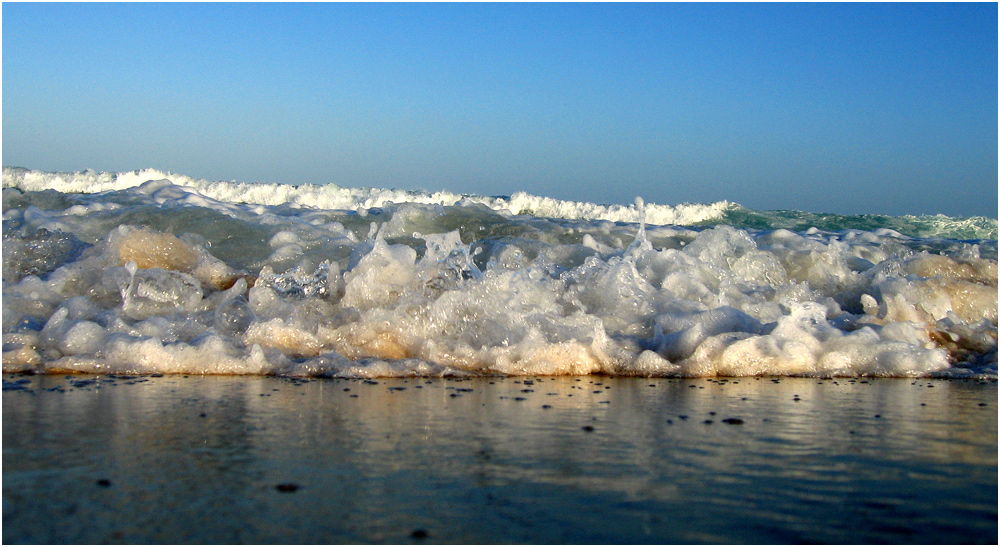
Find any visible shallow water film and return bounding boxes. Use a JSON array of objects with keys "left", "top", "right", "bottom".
[
  {"left": 3, "top": 374, "right": 996, "bottom": 543},
  {"left": 3, "top": 169, "right": 997, "bottom": 378}
]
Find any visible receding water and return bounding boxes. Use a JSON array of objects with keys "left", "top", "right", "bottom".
[{"left": 3, "top": 374, "right": 995, "bottom": 543}]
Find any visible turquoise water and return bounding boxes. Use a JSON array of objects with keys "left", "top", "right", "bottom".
[{"left": 718, "top": 205, "right": 997, "bottom": 241}]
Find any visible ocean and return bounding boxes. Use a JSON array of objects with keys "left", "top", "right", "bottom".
[
  {"left": 2, "top": 167, "right": 997, "bottom": 379},
  {"left": 3, "top": 167, "right": 997, "bottom": 543}
]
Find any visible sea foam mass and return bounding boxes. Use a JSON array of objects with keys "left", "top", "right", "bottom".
[{"left": 2, "top": 168, "right": 997, "bottom": 378}]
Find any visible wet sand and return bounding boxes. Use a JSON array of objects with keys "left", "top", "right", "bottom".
[{"left": 3, "top": 373, "right": 997, "bottom": 544}]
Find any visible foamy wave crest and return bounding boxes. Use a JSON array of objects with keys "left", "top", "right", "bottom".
[
  {"left": 3, "top": 168, "right": 997, "bottom": 378},
  {"left": 2, "top": 167, "right": 732, "bottom": 228}
]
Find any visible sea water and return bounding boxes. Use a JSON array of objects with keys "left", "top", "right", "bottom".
[
  {"left": 3, "top": 168, "right": 997, "bottom": 378},
  {"left": 2, "top": 374, "right": 996, "bottom": 543}
]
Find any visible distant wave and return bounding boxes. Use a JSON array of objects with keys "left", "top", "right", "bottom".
[
  {"left": 3, "top": 167, "right": 996, "bottom": 240},
  {"left": 720, "top": 206, "right": 998, "bottom": 241}
]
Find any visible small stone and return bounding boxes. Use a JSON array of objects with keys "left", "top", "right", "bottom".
[
  {"left": 721, "top": 418, "right": 744, "bottom": 425},
  {"left": 411, "top": 529, "right": 429, "bottom": 539},
  {"left": 275, "top": 483, "right": 300, "bottom": 493},
  {"left": 96, "top": 479, "right": 112, "bottom": 487},
  {"left": 581, "top": 425, "right": 595, "bottom": 432}
]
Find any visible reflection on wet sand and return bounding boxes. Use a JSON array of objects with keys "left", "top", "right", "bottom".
[{"left": 3, "top": 374, "right": 996, "bottom": 543}]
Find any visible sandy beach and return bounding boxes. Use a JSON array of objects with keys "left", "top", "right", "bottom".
[{"left": 3, "top": 373, "right": 997, "bottom": 544}]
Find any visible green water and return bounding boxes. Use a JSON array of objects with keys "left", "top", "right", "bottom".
[{"left": 718, "top": 205, "right": 998, "bottom": 240}]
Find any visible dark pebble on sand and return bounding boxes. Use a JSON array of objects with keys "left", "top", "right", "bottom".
[
  {"left": 275, "top": 483, "right": 300, "bottom": 493},
  {"left": 411, "top": 529, "right": 429, "bottom": 539},
  {"left": 721, "top": 418, "right": 744, "bottom": 425},
  {"left": 581, "top": 425, "right": 595, "bottom": 432},
  {"left": 96, "top": 479, "right": 112, "bottom": 487},
  {"left": 542, "top": 405, "right": 551, "bottom": 409},
  {"left": 703, "top": 420, "right": 713, "bottom": 424}
]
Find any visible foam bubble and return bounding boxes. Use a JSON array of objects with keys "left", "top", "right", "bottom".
[{"left": 2, "top": 169, "right": 996, "bottom": 378}]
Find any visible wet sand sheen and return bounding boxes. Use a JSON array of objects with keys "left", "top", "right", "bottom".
[{"left": 3, "top": 374, "right": 997, "bottom": 543}]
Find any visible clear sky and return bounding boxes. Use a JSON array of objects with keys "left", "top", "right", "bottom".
[{"left": 3, "top": 2, "right": 997, "bottom": 217}]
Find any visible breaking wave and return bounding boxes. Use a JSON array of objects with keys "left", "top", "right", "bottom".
[{"left": 3, "top": 168, "right": 997, "bottom": 378}]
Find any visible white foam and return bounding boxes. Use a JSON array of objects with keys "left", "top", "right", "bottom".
[
  {"left": 3, "top": 167, "right": 732, "bottom": 227},
  {"left": 2, "top": 169, "right": 997, "bottom": 378}
]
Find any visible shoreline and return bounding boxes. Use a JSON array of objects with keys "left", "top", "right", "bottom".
[{"left": 4, "top": 373, "right": 997, "bottom": 543}]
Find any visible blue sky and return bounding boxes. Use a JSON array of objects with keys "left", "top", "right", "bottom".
[{"left": 3, "top": 3, "right": 996, "bottom": 217}]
